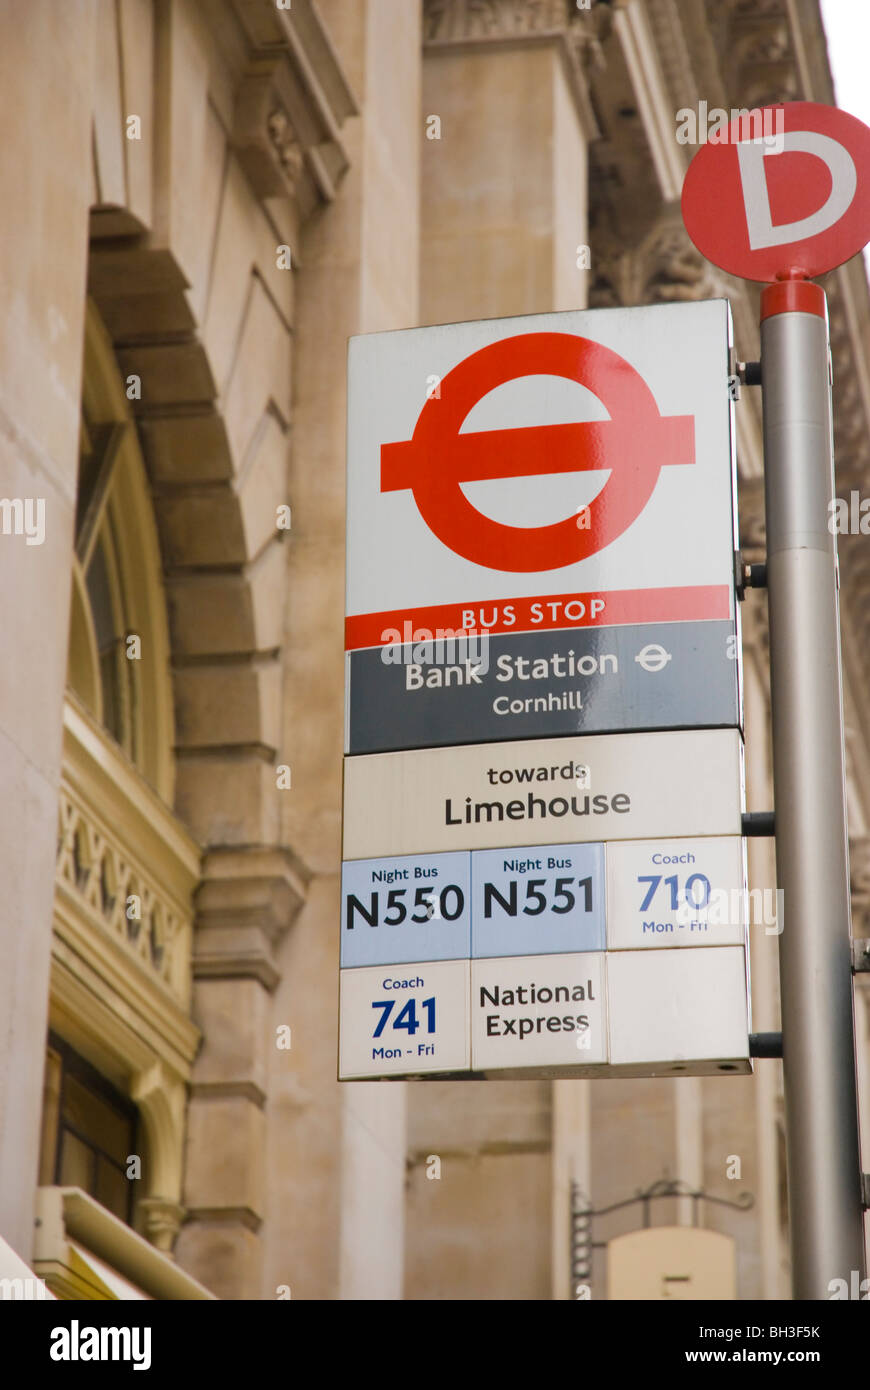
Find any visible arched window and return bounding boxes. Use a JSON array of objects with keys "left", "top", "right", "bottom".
[
  {"left": 67, "top": 299, "right": 174, "bottom": 799},
  {"left": 42, "top": 300, "right": 200, "bottom": 1295}
]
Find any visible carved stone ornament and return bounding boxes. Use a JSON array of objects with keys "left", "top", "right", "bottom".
[
  {"left": 424, "top": 0, "right": 610, "bottom": 49},
  {"left": 426, "top": 0, "right": 560, "bottom": 42},
  {"left": 138, "top": 1197, "right": 186, "bottom": 1254},
  {"left": 232, "top": 69, "right": 307, "bottom": 202},
  {"left": 266, "top": 108, "right": 304, "bottom": 189},
  {"left": 711, "top": 0, "right": 800, "bottom": 108},
  {"left": 590, "top": 212, "right": 727, "bottom": 310}
]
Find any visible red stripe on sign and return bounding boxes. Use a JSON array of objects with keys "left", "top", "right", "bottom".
[{"left": 345, "top": 586, "right": 732, "bottom": 650}]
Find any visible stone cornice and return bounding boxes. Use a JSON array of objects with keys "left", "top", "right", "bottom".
[
  {"left": 193, "top": 845, "right": 309, "bottom": 991},
  {"left": 423, "top": 0, "right": 605, "bottom": 141},
  {"left": 643, "top": 0, "right": 700, "bottom": 108},
  {"left": 424, "top": 0, "right": 600, "bottom": 45},
  {"left": 707, "top": 0, "right": 800, "bottom": 108},
  {"left": 229, "top": 0, "right": 358, "bottom": 216},
  {"left": 645, "top": 0, "right": 720, "bottom": 115},
  {"left": 612, "top": 2, "right": 686, "bottom": 199}
]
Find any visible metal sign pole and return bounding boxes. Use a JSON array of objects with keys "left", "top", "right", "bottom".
[{"left": 761, "top": 278, "right": 865, "bottom": 1299}]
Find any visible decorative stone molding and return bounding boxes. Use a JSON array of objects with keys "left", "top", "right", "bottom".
[
  {"left": 424, "top": 0, "right": 594, "bottom": 44},
  {"left": 589, "top": 210, "right": 726, "bottom": 308},
  {"left": 229, "top": 0, "right": 358, "bottom": 214},
  {"left": 177, "top": 843, "right": 306, "bottom": 1293},
  {"left": 423, "top": 0, "right": 613, "bottom": 65},
  {"left": 194, "top": 846, "right": 308, "bottom": 991},
  {"left": 711, "top": 0, "right": 801, "bottom": 109},
  {"left": 610, "top": 1, "right": 689, "bottom": 201},
  {"left": 423, "top": 0, "right": 606, "bottom": 139},
  {"left": 177, "top": 842, "right": 306, "bottom": 1291},
  {"left": 232, "top": 65, "right": 306, "bottom": 201},
  {"left": 133, "top": 1061, "right": 187, "bottom": 1177},
  {"left": 57, "top": 785, "right": 185, "bottom": 1001},
  {"left": 52, "top": 701, "right": 197, "bottom": 1256},
  {"left": 638, "top": 217, "right": 720, "bottom": 303},
  {"left": 644, "top": 0, "right": 705, "bottom": 116},
  {"left": 137, "top": 1197, "right": 186, "bottom": 1254},
  {"left": 55, "top": 697, "right": 199, "bottom": 1014},
  {"left": 267, "top": 109, "right": 304, "bottom": 187}
]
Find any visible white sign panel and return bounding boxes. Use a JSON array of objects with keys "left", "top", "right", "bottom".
[
  {"left": 342, "top": 729, "right": 744, "bottom": 860},
  {"left": 471, "top": 842, "right": 605, "bottom": 957},
  {"left": 605, "top": 837, "right": 747, "bottom": 949},
  {"left": 471, "top": 952, "right": 607, "bottom": 1072},
  {"left": 346, "top": 300, "right": 737, "bottom": 640},
  {"left": 345, "top": 300, "right": 741, "bottom": 753},
  {"left": 606, "top": 947, "right": 751, "bottom": 1071},
  {"left": 341, "top": 850, "right": 471, "bottom": 967},
  {"left": 338, "top": 960, "right": 469, "bottom": 1079},
  {"left": 339, "top": 943, "right": 752, "bottom": 1080}
]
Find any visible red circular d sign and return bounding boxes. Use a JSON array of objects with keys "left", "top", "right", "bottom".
[{"left": 681, "top": 102, "right": 870, "bottom": 282}]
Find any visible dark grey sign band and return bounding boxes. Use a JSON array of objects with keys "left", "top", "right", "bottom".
[{"left": 346, "top": 620, "right": 741, "bottom": 753}]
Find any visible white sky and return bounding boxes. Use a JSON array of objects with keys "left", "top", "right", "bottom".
[{"left": 818, "top": 0, "right": 870, "bottom": 276}]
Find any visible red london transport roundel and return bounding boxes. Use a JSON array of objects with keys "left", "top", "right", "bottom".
[
  {"left": 379, "top": 332, "right": 694, "bottom": 573},
  {"left": 681, "top": 101, "right": 870, "bottom": 282}
]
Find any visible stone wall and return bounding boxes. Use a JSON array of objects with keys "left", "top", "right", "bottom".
[{"left": 0, "top": 0, "right": 97, "bottom": 1261}]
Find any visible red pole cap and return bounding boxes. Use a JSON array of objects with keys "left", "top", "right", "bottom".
[{"left": 760, "top": 279, "right": 827, "bottom": 320}]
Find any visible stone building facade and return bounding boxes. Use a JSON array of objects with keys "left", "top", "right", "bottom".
[{"left": 0, "top": 0, "right": 867, "bottom": 1300}]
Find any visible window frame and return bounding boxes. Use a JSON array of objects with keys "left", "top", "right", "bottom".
[{"left": 42, "top": 1032, "right": 140, "bottom": 1227}]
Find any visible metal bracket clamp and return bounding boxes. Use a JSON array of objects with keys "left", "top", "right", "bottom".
[
  {"left": 851, "top": 939, "right": 870, "bottom": 973},
  {"left": 737, "top": 360, "right": 762, "bottom": 386},
  {"left": 742, "top": 811, "right": 775, "bottom": 837}
]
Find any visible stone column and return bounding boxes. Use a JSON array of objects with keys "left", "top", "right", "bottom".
[
  {"left": 420, "top": 0, "right": 600, "bottom": 325},
  {"left": 0, "top": 0, "right": 96, "bottom": 1261},
  {"left": 175, "top": 850, "right": 305, "bottom": 1298},
  {"left": 264, "top": 0, "right": 421, "bottom": 1301}
]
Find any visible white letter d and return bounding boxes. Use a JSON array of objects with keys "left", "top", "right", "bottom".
[{"left": 737, "top": 131, "right": 857, "bottom": 249}]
